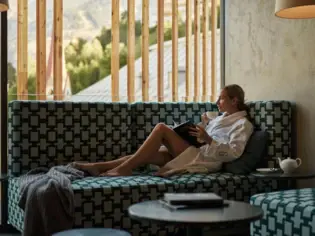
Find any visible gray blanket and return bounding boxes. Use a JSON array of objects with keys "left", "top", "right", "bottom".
[{"left": 18, "top": 163, "right": 85, "bottom": 236}]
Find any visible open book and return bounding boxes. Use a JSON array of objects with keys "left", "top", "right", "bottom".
[{"left": 172, "top": 120, "right": 205, "bottom": 148}]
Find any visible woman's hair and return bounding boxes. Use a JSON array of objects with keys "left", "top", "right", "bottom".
[{"left": 223, "top": 84, "right": 251, "bottom": 120}]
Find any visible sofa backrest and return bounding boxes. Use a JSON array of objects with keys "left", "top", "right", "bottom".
[
  {"left": 8, "top": 101, "right": 132, "bottom": 176},
  {"left": 247, "top": 101, "right": 293, "bottom": 168},
  {"left": 7, "top": 100, "right": 293, "bottom": 176},
  {"left": 132, "top": 101, "right": 293, "bottom": 168}
]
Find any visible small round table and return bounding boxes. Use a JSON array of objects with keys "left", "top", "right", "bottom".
[
  {"left": 52, "top": 228, "right": 131, "bottom": 236},
  {"left": 251, "top": 169, "right": 315, "bottom": 189},
  {"left": 128, "top": 200, "right": 263, "bottom": 236}
]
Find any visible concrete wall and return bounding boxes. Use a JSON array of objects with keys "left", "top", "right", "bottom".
[{"left": 225, "top": 0, "right": 315, "bottom": 186}]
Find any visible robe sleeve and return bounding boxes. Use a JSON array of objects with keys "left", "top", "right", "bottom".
[{"left": 199, "top": 121, "right": 253, "bottom": 162}]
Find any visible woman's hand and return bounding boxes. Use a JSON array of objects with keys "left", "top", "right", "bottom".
[
  {"left": 201, "top": 113, "right": 210, "bottom": 126},
  {"left": 189, "top": 125, "right": 212, "bottom": 144}
]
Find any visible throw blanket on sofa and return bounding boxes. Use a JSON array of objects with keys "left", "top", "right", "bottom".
[{"left": 18, "top": 164, "right": 85, "bottom": 236}]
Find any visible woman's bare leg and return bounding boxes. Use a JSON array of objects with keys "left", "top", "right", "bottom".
[
  {"left": 74, "top": 146, "right": 174, "bottom": 176},
  {"left": 73, "top": 156, "right": 131, "bottom": 176},
  {"left": 105, "top": 123, "right": 191, "bottom": 176}
]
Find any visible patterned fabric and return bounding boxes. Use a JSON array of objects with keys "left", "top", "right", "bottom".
[
  {"left": 7, "top": 100, "right": 293, "bottom": 235},
  {"left": 247, "top": 101, "right": 292, "bottom": 168},
  {"left": 250, "top": 188, "right": 315, "bottom": 236},
  {"left": 8, "top": 101, "right": 132, "bottom": 176},
  {"left": 9, "top": 173, "right": 288, "bottom": 235}
]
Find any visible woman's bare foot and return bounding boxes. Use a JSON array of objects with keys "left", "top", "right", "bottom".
[
  {"left": 153, "top": 167, "right": 169, "bottom": 176},
  {"left": 73, "top": 162, "right": 100, "bottom": 176},
  {"left": 101, "top": 166, "right": 133, "bottom": 176}
]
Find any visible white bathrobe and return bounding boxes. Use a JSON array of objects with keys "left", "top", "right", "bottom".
[{"left": 158, "top": 110, "right": 254, "bottom": 176}]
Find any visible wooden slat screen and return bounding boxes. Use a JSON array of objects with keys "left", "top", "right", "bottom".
[
  {"left": 111, "top": 0, "right": 120, "bottom": 102},
  {"left": 202, "top": 0, "right": 209, "bottom": 102},
  {"left": 157, "top": 0, "right": 164, "bottom": 102},
  {"left": 15, "top": 0, "right": 219, "bottom": 103},
  {"left": 172, "top": 0, "right": 178, "bottom": 102},
  {"left": 36, "top": 0, "right": 46, "bottom": 100},
  {"left": 127, "top": 0, "right": 135, "bottom": 103},
  {"left": 142, "top": 0, "right": 149, "bottom": 101},
  {"left": 211, "top": 0, "right": 217, "bottom": 102},
  {"left": 194, "top": 0, "right": 200, "bottom": 102},
  {"left": 185, "top": 0, "right": 192, "bottom": 102},
  {"left": 53, "top": 0, "right": 63, "bottom": 100},
  {"left": 17, "top": 0, "right": 28, "bottom": 100}
]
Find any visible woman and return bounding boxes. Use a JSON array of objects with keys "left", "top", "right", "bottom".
[{"left": 74, "top": 84, "right": 254, "bottom": 177}]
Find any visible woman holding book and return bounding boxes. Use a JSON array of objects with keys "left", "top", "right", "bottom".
[{"left": 74, "top": 84, "right": 254, "bottom": 177}]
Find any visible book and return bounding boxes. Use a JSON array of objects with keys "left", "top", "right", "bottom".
[
  {"left": 158, "top": 199, "right": 229, "bottom": 211},
  {"left": 159, "top": 193, "right": 228, "bottom": 211},
  {"left": 172, "top": 120, "right": 205, "bottom": 148},
  {"left": 163, "top": 192, "right": 224, "bottom": 206}
]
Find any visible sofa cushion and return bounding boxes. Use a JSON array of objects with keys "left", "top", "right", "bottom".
[
  {"left": 8, "top": 173, "right": 286, "bottom": 235},
  {"left": 222, "top": 131, "right": 268, "bottom": 174},
  {"left": 250, "top": 188, "right": 315, "bottom": 236}
]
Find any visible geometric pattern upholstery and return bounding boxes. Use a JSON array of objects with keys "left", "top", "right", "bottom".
[
  {"left": 246, "top": 101, "right": 292, "bottom": 168},
  {"left": 8, "top": 101, "right": 132, "bottom": 176},
  {"left": 7, "top": 100, "right": 294, "bottom": 235},
  {"left": 250, "top": 188, "right": 315, "bottom": 236},
  {"left": 9, "top": 172, "right": 289, "bottom": 235}
]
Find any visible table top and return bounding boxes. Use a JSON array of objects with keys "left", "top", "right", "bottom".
[
  {"left": 251, "top": 169, "right": 315, "bottom": 179},
  {"left": 53, "top": 228, "right": 131, "bottom": 236},
  {"left": 128, "top": 200, "right": 263, "bottom": 226}
]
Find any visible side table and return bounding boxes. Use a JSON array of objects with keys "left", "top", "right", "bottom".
[
  {"left": 128, "top": 200, "right": 263, "bottom": 236},
  {"left": 251, "top": 169, "right": 315, "bottom": 189}
]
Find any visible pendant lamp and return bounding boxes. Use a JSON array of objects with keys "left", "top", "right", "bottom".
[
  {"left": 0, "top": 0, "right": 8, "bottom": 12},
  {"left": 275, "top": 0, "right": 315, "bottom": 19}
]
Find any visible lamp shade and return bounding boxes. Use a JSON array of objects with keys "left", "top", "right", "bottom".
[
  {"left": 0, "top": 0, "right": 8, "bottom": 12},
  {"left": 275, "top": 0, "right": 315, "bottom": 19}
]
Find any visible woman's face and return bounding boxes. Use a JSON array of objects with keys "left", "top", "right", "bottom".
[{"left": 216, "top": 89, "right": 237, "bottom": 113}]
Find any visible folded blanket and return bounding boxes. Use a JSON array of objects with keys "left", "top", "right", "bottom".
[{"left": 18, "top": 163, "right": 85, "bottom": 236}]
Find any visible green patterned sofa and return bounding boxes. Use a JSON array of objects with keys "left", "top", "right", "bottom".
[
  {"left": 250, "top": 188, "right": 315, "bottom": 236},
  {"left": 7, "top": 100, "right": 293, "bottom": 235}
]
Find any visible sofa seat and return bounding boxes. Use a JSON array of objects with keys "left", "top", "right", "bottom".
[
  {"left": 250, "top": 188, "right": 315, "bottom": 236},
  {"left": 9, "top": 172, "right": 288, "bottom": 235}
]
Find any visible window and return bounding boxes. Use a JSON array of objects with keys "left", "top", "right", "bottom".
[{"left": 7, "top": 0, "right": 223, "bottom": 102}]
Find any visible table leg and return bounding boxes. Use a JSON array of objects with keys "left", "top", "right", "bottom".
[{"left": 186, "top": 226, "right": 203, "bottom": 236}]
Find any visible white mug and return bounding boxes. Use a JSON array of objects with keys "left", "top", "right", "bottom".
[{"left": 206, "top": 111, "right": 219, "bottom": 120}]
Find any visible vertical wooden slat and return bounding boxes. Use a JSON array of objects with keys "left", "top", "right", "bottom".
[
  {"left": 127, "top": 0, "right": 135, "bottom": 103},
  {"left": 53, "top": 0, "right": 63, "bottom": 100},
  {"left": 17, "top": 0, "right": 28, "bottom": 100},
  {"left": 202, "top": 0, "right": 209, "bottom": 102},
  {"left": 194, "top": 0, "right": 200, "bottom": 102},
  {"left": 36, "top": 0, "right": 46, "bottom": 100},
  {"left": 172, "top": 0, "right": 178, "bottom": 102},
  {"left": 142, "top": 0, "right": 149, "bottom": 101},
  {"left": 157, "top": 0, "right": 164, "bottom": 102},
  {"left": 185, "top": 0, "right": 192, "bottom": 102},
  {"left": 111, "top": 0, "right": 120, "bottom": 102},
  {"left": 211, "top": 0, "right": 217, "bottom": 102}
]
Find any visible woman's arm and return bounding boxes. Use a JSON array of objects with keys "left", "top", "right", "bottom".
[{"left": 199, "top": 121, "right": 253, "bottom": 162}]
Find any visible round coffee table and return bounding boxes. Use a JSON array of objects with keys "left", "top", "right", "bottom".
[
  {"left": 52, "top": 228, "right": 131, "bottom": 236},
  {"left": 128, "top": 200, "right": 263, "bottom": 236}
]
